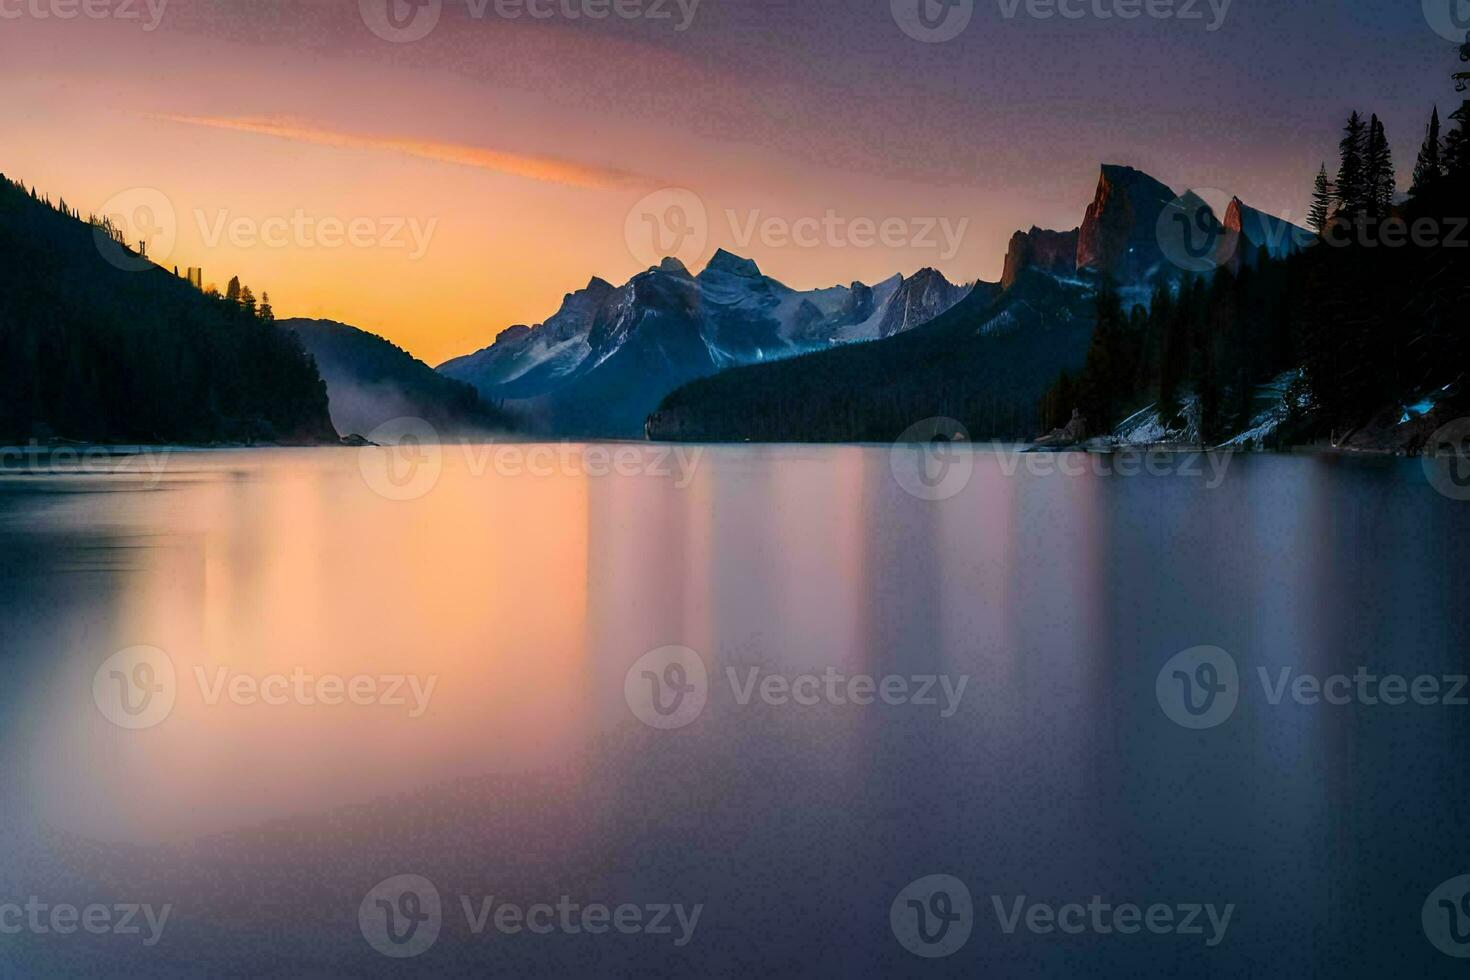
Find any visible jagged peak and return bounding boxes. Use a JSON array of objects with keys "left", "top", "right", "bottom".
[
  {"left": 905, "top": 267, "right": 952, "bottom": 287},
  {"left": 1219, "top": 196, "right": 1312, "bottom": 255},
  {"left": 1222, "top": 195, "right": 1297, "bottom": 230},
  {"left": 701, "top": 248, "right": 762, "bottom": 278},
  {"left": 1222, "top": 196, "right": 1247, "bottom": 230},
  {"left": 1003, "top": 225, "right": 1080, "bottom": 288},
  {"left": 1016, "top": 225, "right": 1080, "bottom": 239},
  {"left": 1095, "top": 164, "right": 1178, "bottom": 202},
  {"left": 562, "top": 276, "right": 615, "bottom": 306},
  {"left": 656, "top": 256, "right": 690, "bottom": 276}
]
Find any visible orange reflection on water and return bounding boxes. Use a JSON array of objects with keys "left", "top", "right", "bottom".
[{"left": 39, "top": 450, "right": 598, "bottom": 842}]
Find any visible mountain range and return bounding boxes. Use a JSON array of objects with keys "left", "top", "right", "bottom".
[
  {"left": 2, "top": 160, "right": 1317, "bottom": 447},
  {"left": 437, "top": 250, "right": 970, "bottom": 438},
  {"left": 1001, "top": 164, "right": 1311, "bottom": 287},
  {"left": 645, "top": 165, "right": 1312, "bottom": 442}
]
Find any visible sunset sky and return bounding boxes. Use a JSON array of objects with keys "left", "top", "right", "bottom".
[{"left": 1, "top": 0, "right": 1454, "bottom": 364}]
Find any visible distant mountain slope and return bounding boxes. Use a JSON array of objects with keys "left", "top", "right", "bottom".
[
  {"left": 1222, "top": 197, "right": 1312, "bottom": 262},
  {"left": 648, "top": 161, "right": 1316, "bottom": 444},
  {"left": 645, "top": 271, "right": 1088, "bottom": 442},
  {"left": 0, "top": 174, "right": 336, "bottom": 444},
  {"left": 1004, "top": 166, "right": 1309, "bottom": 287},
  {"left": 282, "top": 319, "right": 516, "bottom": 437},
  {"left": 437, "top": 250, "right": 968, "bottom": 438},
  {"left": 1002, "top": 226, "right": 1079, "bottom": 288}
]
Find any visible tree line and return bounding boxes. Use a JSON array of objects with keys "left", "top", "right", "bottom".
[
  {"left": 0, "top": 175, "right": 337, "bottom": 444},
  {"left": 1040, "top": 58, "right": 1470, "bottom": 446}
]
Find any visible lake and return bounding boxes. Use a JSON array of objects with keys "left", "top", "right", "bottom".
[{"left": 1, "top": 443, "right": 1468, "bottom": 976}]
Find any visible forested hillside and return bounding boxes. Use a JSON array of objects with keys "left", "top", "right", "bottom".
[
  {"left": 652, "top": 52, "right": 1470, "bottom": 448},
  {"left": 1042, "top": 93, "right": 1470, "bottom": 446},
  {"left": 645, "top": 275, "right": 1092, "bottom": 442},
  {"left": 284, "top": 318, "right": 517, "bottom": 436},
  {"left": 0, "top": 175, "right": 336, "bottom": 444}
]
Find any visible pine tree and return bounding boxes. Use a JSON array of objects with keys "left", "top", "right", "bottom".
[
  {"left": 225, "top": 276, "right": 242, "bottom": 305},
  {"left": 1196, "top": 342, "right": 1221, "bottom": 445},
  {"left": 1072, "top": 281, "right": 1143, "bottom": 433},
  {"left": 1336, "top": 111, "right": 1368, "bottom": 218},
  {"left": 258, "top": 292, "right": 274, "bottom": 322},
  {"left": 1363, "top": 114, "right": 1395, "bottom": 217},
  {"left": 1308, "top": 164, "right": 1333, "bottom": 233},
  {"left": 1445, "top": 100, "right": 1470, "bottom": 182},
  {"left": 1410, "top": 106, "right": 1444, "bottom": 197},
  {"left": 240, "top": 285, "right": 257, "bottom": 317},
  {"left": 1160, "top": 276, "right": 1201, "bottom": 427}
]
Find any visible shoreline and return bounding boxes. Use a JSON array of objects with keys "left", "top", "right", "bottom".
[{"left": 0, "top": 439, "right": 1453, "bottom": 459}]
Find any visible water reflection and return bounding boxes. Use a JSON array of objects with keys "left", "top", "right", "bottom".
[{"left": 0, "top": 447, "right": 1466, "bottom": 976}]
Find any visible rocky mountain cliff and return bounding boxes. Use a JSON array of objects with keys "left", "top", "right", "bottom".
[
  {"left": 438, "top": 164, "right": 1310, "bottom": 441},
  {"left": 645, "top": 162, "right": 1325, "bottom": 444},
  {"left": 1076, "top": 164, "right": 1180, "bottom": 280},
  {"left": 1002, "top": 226, "right": 1080, "bottom": 287},
  {"left": 1222, "top": 196, "right": 1312, "bottom": 262},
  {"left": 437, "top": 251, "right": 969, "bottom": 437},
  {"left": 1000, "top": 166, "right": 1308, "bottom": 287}
]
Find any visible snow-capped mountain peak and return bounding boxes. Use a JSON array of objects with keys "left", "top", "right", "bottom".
[{"left": 437, "top": 258, "right": 974, "bottom": 436}]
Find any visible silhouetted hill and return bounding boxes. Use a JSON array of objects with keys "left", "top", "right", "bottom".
[
  {"left": 282, "top": 318, "right": 516, "bottom": 437},
  {"left": 0, "top": 175, "right": 336, "bottom": 444}
]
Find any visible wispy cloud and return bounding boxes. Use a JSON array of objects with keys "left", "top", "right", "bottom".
[{"left": 154, "top": 114, "right": 652, "bottom": 190}]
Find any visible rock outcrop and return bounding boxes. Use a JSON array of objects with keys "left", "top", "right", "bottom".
[
  {"left": 1220, "top": 197, "right": 1311, "bottom": 268},
  {"left": 1034, "top": 408, "right": 1088, "bottom": 448},
  {"left": 1076, "top": 164, "right": 1179, "bottom": 280},
  {"left": 1001, "top": 226, "right": 1080, "bottom": 288}
]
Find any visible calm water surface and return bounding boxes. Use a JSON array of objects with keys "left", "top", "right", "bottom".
[{"left": 0, "top": 445, "right": 1467, "bottom": 977}]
